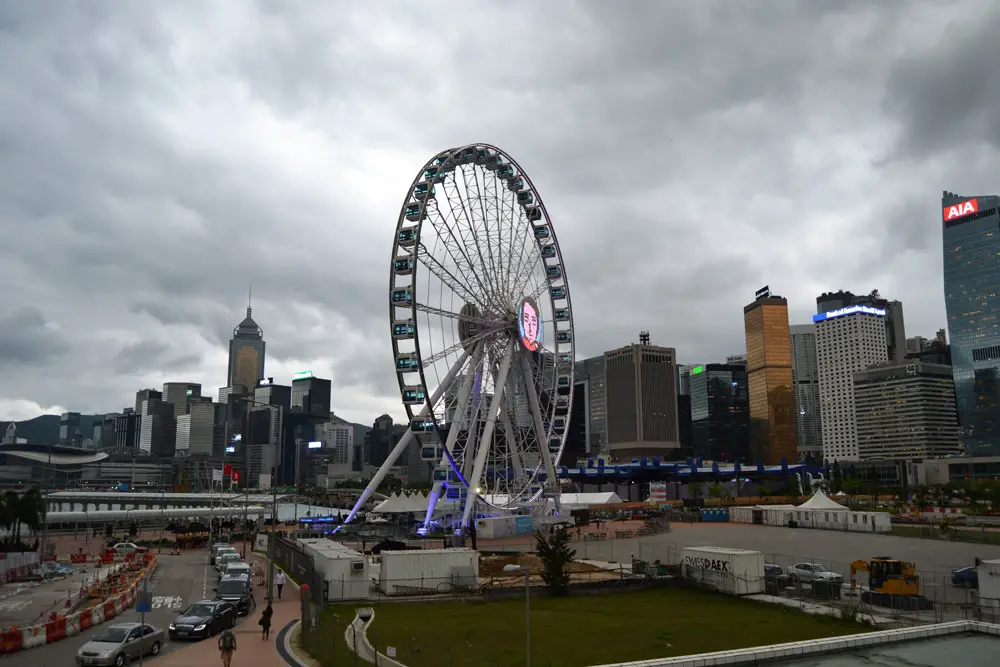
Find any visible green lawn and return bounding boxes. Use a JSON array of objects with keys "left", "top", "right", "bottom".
[
  {"left": 891, "top": 523, "right": 1000, "bottom": 545},
  {"left": 304, "top": 588, "right": 872, "bottom": 667}
]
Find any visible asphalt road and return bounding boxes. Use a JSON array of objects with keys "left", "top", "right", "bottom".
[{"left": 3, "top": 552, "right": 255, "bottom": 667}]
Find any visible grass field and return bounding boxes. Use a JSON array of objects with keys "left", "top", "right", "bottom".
[
  {"left": 891, "top": 524, "right": 1000, "bottom": 545},
  {"left": 303, "top": 588, "right": 872, "bottom": 667}
]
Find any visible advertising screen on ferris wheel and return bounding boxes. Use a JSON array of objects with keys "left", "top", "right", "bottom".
[{"left": 519, "top": 297, "right": 542, "bottom": 352}]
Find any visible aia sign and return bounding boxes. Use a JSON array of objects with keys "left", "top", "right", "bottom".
[{"left": 943, "top": 199, "right": 978, "bottom": 221}]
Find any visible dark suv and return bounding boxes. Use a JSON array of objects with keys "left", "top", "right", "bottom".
[{"left": 215, "top": 574, "right": 255, "bottom": 616}]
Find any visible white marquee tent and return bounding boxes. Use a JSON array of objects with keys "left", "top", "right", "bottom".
[{"left": 797, "top": 489, "right": 848, "bottom": 511}]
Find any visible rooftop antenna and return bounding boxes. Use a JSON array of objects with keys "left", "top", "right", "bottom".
[
  {"left": 247, "top": 281, "right": 253, "bottom": 316},
  {"left": 639, "top": 330, "right": 650, "bottom": 345}
]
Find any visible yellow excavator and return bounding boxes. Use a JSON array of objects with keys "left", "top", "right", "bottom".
[{"left": 849, "top": 557, "right": 933, "bottom": 610}]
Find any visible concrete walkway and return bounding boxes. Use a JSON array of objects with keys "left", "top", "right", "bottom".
[{"left": 157, "top": 544, "right": 301, "bottom": 667}]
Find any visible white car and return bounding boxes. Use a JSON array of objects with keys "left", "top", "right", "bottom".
[
  {"left": 788, "top": 563, "right": 843, "bottom": 584},
  {"left": 110, "top": 542, "right": 147, "bottom": 554}
]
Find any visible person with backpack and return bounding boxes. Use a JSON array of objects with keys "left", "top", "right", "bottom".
[
  {"left": 218, "top": 627, "right": 237, "bottom": 667},
  {"left": 275, "top": 569, "right": 286, "bottom": 600},
  {"left": 258, "top": 603, "right": 273, "bottom": 640}
]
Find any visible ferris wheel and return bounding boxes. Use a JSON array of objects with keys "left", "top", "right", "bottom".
[{"left": 341, "top": 143, "right": 576, "bottom": 533}]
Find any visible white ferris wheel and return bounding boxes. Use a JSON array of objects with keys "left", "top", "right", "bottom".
[{"left": 341, "top": 143, "right": 576, "bottom": 534}]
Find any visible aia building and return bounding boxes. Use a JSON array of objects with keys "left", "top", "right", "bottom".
[{"left": 943, "top": 191, "right": 1000, "bottom": 455}]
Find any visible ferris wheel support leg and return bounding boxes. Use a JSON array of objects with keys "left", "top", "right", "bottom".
[
  {"left": 460, "top": 341, "right": 516, "bottom": 530},
  {"left": 336, "top": 347, "right": 472, "bottom": 530},
  {"left": 521, "top": 349, "right": 562, "bottom": 515},
  {"left": 500, "top": 392, "right": 525, "bottom": 482},
  {"left": 421, "top": 346, "right": 482, "bottom": 533}
]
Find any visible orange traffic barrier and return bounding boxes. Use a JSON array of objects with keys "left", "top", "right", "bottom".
[
  {"left": 70, "top": 554, "right": 87, "bottom": 564},
  {"left": 0, "top": 629, "right": 23, "bottom": 654},
  {"left": 44, "top": 618, "right": 66, "bottom": 643}
]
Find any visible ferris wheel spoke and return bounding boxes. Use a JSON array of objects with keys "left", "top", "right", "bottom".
[
  {"left": 421, "top": 326, "right": 504, "bottom": 368},
  {"left": 449, "top": 169, "right": 505, "bottom": 308},
  {"left": 499, "top": 189, "right": 530, "bottom": 302},
  {"left": 416, "top": 243, "right": 485, "bottom": 309},
  {"left": 427, "top": 195, "right": 496, "bottom": 308},
  {"left": 463, "top": 165, "right": 502, "bottom": 301},
  {"left": 415, "top": 303, "right": 497, "bottom": 327},
  {"left": 439, "top": 174, "right": 503, "bottom": 308},
  {"left": 461, "top": 340, "right": 516, "bottom": 528}
]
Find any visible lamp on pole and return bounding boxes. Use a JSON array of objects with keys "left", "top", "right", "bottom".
[
  {"left": 267, "top": 464, "right": 278, "bottom": 603},
  {"left": 503, "top": 564, "right": 530, "bottom": 667}
]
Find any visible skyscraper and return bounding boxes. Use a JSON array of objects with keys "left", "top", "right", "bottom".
[
  {"left": 815, "top": 303, "right": 887, "bottom": 461},
  {"left": 228, "top": 289, "right": 266, "bottom": 393},
  {"left": 688, "top": 363, "right": 749, "bottom": 462},
  {"left": 943, "top": 190, "right": 1000, "bottom": 455},
  {"left": 854, "top": 361, "right": 961, "bottom": 461},
  {"left": 743, "top": 291, "right": 797, "bottom": 464},
  {"left": 790, "top": 324, "right": 822, "bottom": 462},
  {"left": 817, "top": 290, "right": 906, "bottom": 363},
  {"left": 604, "top": 341, "right": 680, "bottom": 460}
]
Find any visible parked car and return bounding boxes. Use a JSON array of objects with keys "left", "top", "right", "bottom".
[
  {"left": 209, "top": 542, "right": 231, "bottom": 565},
  {"left": 788, "top": 563, "right": 843, "bottom": 584},
  {"left": 951, "top": 566, "right": 979, "bottom": 588},
  {"left": 223, "top": 562, "right": 252, "bottom": 581},
  {"left": 764, "top": 563, "right": 788, "bottom": 593},
  {"left": 75, "top": 622, "right": 164, "bottom": 667},
  {"left": 215, "top": 552, "right": 242, "bottom": 576},
  {"left": 215, "top": 574, "right": 255, "bottom": 616},
  {"left": 169, "top": 600, "right": 237, "bottom": 640}
]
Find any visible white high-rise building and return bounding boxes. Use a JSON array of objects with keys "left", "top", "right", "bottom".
[
  {"left": 815, "top": 305, "right": 888, "bottom": 461},
  {"left": 790, "top": 324, "right": 822, "bottom": 461},
  {"left": 318, "top": 420, "right": 354, "bottom": 468},
  {"left": 175, "top": 401, "right": 215, "bottom": 456}
]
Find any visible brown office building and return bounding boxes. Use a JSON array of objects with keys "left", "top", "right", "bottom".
[
  {"left": 744, "top": 292, "right": 798, "bottom": 464},
  {"left": 605, "top": 342, "right": 680, "bottom": 460}
]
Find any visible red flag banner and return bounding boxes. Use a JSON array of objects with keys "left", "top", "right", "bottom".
[
  {"left": 223, "top": 464, "right": 233, "bottom": 475},
  {"left": 231, "top": 470, "right": 241, "bottom": 483}
]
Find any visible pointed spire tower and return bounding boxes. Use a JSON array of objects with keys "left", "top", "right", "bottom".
[{"left": 227, "top": 283, "right": 266, "bottom": 392}]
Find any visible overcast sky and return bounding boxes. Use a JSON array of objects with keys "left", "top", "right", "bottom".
[{"left": 1, "top": 0, "right": 998, "bottom": 425}]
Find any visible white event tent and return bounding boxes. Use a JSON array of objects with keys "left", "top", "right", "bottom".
[{"left": 796, "top": 489, "right": 848, "bottom": 512}]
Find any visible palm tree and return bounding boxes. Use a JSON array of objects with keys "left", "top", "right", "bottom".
[
  {"left": 0, "top": 489, "right": 46, "bottom": 548},
  {"left": 17, "top": 489, "right": 46, "bottom": 543},
  {"left": 1, "top": 491, "right": 18, "bottom": 546}
]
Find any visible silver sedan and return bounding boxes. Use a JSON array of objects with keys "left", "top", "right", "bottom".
[{"left": 76, "top": 622, "right": 165, "bottom": 667}]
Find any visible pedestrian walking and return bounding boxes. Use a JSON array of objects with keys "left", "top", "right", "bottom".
[
  {"left": 219, "top": 627, "right": 237, "bottom": 667},
  {"left": 259, "top": 603, "right": 273, "bottom": 640},
  {"left": 275, "top": 569, "right": 286, "bottom": 600}
]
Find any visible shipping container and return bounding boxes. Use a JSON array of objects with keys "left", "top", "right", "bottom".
[
  {"left": 681, "top": 546, "right": 764, "bottom": 595},
  {"left": 379, "top": 548, "right": 479, "bottom": 596},
  {"left": 978, "top": 559, "right": 1000, "bottom": 610}
]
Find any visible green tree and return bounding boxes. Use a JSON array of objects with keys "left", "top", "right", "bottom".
[
  {"left": 534, "top": 526, "right": 576, "bottom": 596},
  {"left": 1, "top": 488, "right": 45, "bottom": 548},
  {"left": 707, "top": 483, "right": 722, "bottom": 501}
]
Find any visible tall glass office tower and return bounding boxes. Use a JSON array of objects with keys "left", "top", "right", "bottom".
[{"left": 943, "top": 190, "right": 1000, "bottom": 455}]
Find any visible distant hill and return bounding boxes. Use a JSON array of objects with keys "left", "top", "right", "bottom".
[{"left": 0, "top": 414, "right": 106, "bottom": 445}]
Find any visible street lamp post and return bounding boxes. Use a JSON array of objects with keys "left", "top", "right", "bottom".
[
  {"left": 503, "top": 564, "right": 530, "bottom": 667},
  {"left": 267, "top": 464, "right": 278, "bottom": 603}
]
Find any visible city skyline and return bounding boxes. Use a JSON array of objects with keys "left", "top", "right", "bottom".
[{"left": 0, "top": 3, "right": 995, "bottom": 426}]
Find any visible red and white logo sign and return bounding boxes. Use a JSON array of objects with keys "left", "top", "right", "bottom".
[{"left": 943, "top": 198, "right": 979, "bottom": 221}]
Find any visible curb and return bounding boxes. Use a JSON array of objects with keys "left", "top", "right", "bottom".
[{"left": 277, "top": 620, "right": 310, "bottom": 667}]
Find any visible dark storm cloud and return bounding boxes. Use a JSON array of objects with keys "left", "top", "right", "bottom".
[
  {"left": 113, "top": 341, "right": 202, "bottom": 376},
  {"left": 0, "top": 307, "right": 70, "bottom": 366},
  {"left": 0, "top": 0, "right": 996, "bottom": 422}
]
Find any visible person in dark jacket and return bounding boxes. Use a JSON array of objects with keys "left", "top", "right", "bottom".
[{"left": 259, "top": 603, "right": 273, "bottom": 640}]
